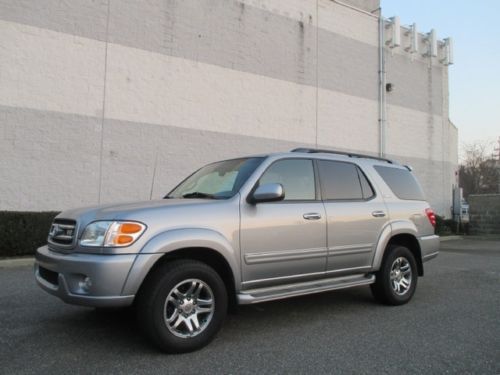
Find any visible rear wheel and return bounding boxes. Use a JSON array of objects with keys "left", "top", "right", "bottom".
[
  {"left": 137, "top": 259, "right": 227, "bottom": 353},
  {"left": 371, "top": 245, "right": 418, "bottom": 305}
]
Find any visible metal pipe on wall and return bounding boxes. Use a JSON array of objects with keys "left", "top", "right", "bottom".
[
  {"left": 332, "top": 0, "right": 384, "bottom": 156},
  {"left": 378, "top": 15, "right": 386, "bottom": 158}
]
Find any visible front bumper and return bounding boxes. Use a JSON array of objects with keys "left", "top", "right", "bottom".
[
  {"left": 35, "top": 245, "right": 137, "bottom": 307},
  {"left": 419, "top": 234, "right": 440, "bottom": 262}
]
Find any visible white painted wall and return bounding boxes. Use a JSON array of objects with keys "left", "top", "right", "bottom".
[{"left": 0, "top": 0, "right": 457, "bottom": 216}]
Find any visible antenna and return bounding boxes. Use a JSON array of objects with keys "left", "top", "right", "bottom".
[
  {"left": 149, "top": 149, "right": 159, "bottom": 200},
  {"left": 424, "top": 29, "right": 438, "bottom": 57},
  {"left": 386, "top": 16, "right": 401, "bottom": 48},
  {"left": 405, "top": 23, "right": 418, "bottom": 54},
  {"left": 440, "top": 37, "right": 454, "bottom": 65}
]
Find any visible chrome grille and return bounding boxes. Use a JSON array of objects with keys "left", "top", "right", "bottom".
[{"left": 48, "top": 219, "right": 77, "bottom": 247}]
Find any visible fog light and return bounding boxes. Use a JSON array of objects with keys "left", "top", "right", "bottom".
[{"left": 78, "top": 276, "right": 92, "bottom": 293}]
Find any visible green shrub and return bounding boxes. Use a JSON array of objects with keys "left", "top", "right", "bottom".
[
  {"left": 0, "top": 211, "right": 59, "bottom": 257},
  {"left": 435, "top": 215, "right": 451, "bottom": 235},
  {"left": 435, "top": 215, "right": 469, "bottom": 235}
]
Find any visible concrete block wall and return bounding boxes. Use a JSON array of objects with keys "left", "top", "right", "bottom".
[
  {"left": 0, "top": 0, "right": 457, "bottom": 216},
  {"left": 468, "top": 194, "right": 500, "bottom": 235}
]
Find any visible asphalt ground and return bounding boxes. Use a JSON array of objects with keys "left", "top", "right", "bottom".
[{"left": 1, "top": 238, "right": 499, "bottom": 374}]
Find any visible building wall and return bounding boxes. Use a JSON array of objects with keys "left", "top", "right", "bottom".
[{"left": 0, "top": 0, "right": 457, "bottom": 216}]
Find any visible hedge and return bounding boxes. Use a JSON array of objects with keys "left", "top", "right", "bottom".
[
  {"left": 435, "top": 215, "right": 468, "bottom": 236},
  {"left": 0, "top": 211, "right": 59, "bottom": 257}
]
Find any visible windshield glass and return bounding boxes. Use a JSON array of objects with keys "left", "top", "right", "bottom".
[{"left": 167, "top": 157, "right": 265, "bottom": 199}]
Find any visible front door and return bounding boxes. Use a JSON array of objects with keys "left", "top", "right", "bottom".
[{"left": 240, "top": 159, "right": 327, "bottom": 287}]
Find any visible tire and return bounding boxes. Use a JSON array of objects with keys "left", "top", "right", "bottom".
[
  {"left": 371, "top": 245, "right": 418, "bottom": 305},
  {"left": 136, "top": 259, "right": 227, "bottom": 353}
]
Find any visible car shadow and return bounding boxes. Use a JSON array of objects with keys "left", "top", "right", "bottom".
[{"left": 57, "top": 286, "right": 377, "bottom": 354}]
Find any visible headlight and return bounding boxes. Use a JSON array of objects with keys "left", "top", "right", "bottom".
[{"left": 80, "top": 221, "right": 146, "bottom": 247}]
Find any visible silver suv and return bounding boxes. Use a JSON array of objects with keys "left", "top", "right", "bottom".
[{"left": 35, "top": 148, "right": 439, "bottom": 352}]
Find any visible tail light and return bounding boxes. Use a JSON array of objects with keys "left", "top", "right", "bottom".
[{"left": 425, "top": 208, "right": 436, "bottom": 227}]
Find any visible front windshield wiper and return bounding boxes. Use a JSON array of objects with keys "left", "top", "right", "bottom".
[{"left": 182, "top": 192, "right": 217, "bottom": 199}]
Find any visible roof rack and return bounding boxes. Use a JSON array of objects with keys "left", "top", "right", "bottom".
[{"left": 290, "top": 148, "right": 393, "bottom": 164}]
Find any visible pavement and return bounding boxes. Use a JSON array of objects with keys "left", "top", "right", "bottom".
[{"left": 0, "top": 237, "right": 499, "bottom": 374}]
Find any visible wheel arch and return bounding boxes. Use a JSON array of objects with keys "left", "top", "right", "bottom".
[
  {"left": 141, "top": 247, "right": 237, "bottom": 310},
  {"left": 122, "top": 228, "right": 240, "bottom": 309},
  {"left": 373, "top": 221, "right": 424, "bottom": 276}
]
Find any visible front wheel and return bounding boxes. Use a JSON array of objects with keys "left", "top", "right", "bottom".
[
  {"left": 371, "top": 245, "right": 418, "bottom": 305},
  {"left": 136, "top": 259, "right": 227, "bottom": 353}
]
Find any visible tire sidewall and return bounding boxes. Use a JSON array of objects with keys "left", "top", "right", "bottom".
[
  {"left": 381, "top": 246, "right": 418, "bottom": 305},
  {"left": 148, "top": 262, "right": 227, "bottom": 353}
]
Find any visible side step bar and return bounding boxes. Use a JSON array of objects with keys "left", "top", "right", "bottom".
[{"left": 237, "top": 274, "right": 375, "bottom": 304}]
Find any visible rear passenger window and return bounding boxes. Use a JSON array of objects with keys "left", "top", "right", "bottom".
[
  {"left": 318, "top": 161, "right": 373, "bottom": 200},
  {"left": 259, "top": 159, "right": 315, "bottom": 200},
  {"left": 374, "top": 166, "right": 425, "bottom": 200}
]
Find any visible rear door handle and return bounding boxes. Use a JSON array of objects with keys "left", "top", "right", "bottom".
[
  {"left": 303, "top": 213, "right": 322, "bottom": 220},
  {"left": 372, "top": 210, "right": 386, "bottom": 218}
]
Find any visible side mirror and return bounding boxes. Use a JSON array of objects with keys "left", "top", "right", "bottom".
[{"left": 249, "top": 183, "right": 285, "bottom": 204}]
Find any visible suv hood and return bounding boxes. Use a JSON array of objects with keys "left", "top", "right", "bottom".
[{"left": 56, "top": 198, "right": 225, "bottom": 231}]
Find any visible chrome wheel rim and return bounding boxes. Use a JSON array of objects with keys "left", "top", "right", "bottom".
[
  {"left": 390, "top": 257, "right": 412, "bottom": 296},
  {"left": 164, "top": 278, "right": 215, "bottom": 338}
]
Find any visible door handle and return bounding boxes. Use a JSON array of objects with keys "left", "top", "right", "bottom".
[
  {"left": 372, "top": 210, "right": 386, "bottom": 218},
  {"left": 303, "top": 213, "right": 322, "bottom": 220}
]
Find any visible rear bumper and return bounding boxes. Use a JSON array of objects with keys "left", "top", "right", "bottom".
[
  {"left": 34, "top": 245, "right": 136, "bottom": 307},
  {"left": 419, "top": 234, "right": 440, "bottom": 262}
]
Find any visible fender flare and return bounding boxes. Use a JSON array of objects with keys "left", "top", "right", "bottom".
[
  {"left": 372, "top": 220, "right": 419, "bottom": 271},
  {"left": 121, "top": 228, "right": 240, "bottom": 296}
]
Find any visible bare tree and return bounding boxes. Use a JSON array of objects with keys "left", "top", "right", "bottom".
[{"left": 459, "top": 140, "right": 500, "bottom": 198}]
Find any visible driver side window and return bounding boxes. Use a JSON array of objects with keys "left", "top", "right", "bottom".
[{"left": 259, "top": 159, "right": 315, "bottom": 201}]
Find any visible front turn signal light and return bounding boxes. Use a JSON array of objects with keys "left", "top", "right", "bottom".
[{"left": 105, "top": 222, "right": 146, "bottom": 247}]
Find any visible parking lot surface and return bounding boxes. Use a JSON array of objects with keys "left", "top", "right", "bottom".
[{"left": 1, "top": 238, "right": 499, "bottom": 374}]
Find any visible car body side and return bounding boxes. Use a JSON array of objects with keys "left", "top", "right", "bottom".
[{"left": 34, "top": 152, "right": 439, "bottom": 307}]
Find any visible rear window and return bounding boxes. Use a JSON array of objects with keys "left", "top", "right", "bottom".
[
  {"left": 318, "top": 160, "right": 374, "bottom": 200},
  {"left": 374, "top": 166, "right": 425, "bottom": 200}
]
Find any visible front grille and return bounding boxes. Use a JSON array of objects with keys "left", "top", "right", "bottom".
[
  {"left": 38, "top": 266, "right": 59, "bottom": 286},
  {"left": 48, "top": 219, "right": 77, "bottom": 247}
]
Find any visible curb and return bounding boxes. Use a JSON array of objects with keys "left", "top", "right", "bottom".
[{"left": 0, "top": 257, "right": 35, "bottom": 268}]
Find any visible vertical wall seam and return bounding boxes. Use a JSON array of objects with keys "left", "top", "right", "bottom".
[
  {"left": 315, "top": 0, "right": 319, "bottom": 148},
  {"left": 442, "top": 68, "right": 447, "bottom": 211},
  {"left": 97, "top": 0, "right": 111, "bottom": 204}
]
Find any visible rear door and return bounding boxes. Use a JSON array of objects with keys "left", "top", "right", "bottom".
[{"left": 317, "top": 160, "right": 389, "bottom": 273}]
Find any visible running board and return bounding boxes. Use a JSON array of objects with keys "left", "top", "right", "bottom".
[{"left": 237, "top": 274, "right": 375, "bottom": 304}]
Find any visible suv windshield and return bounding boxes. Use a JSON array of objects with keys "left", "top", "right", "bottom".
[{"left": 166, "top": 157, "right": 265, "bottom": 199}]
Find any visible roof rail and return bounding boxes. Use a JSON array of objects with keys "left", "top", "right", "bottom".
[{"left": 290, "top": 148, "right": 393, "bottom": 164}]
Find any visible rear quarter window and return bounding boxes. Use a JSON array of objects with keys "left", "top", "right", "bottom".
[{"left": 374, "top": 166, "right": 425, "bottom": 201}]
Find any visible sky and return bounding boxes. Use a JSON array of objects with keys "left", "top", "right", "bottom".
[{"left": 381, "top": 0, "right": 500, "bottom": 157}]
